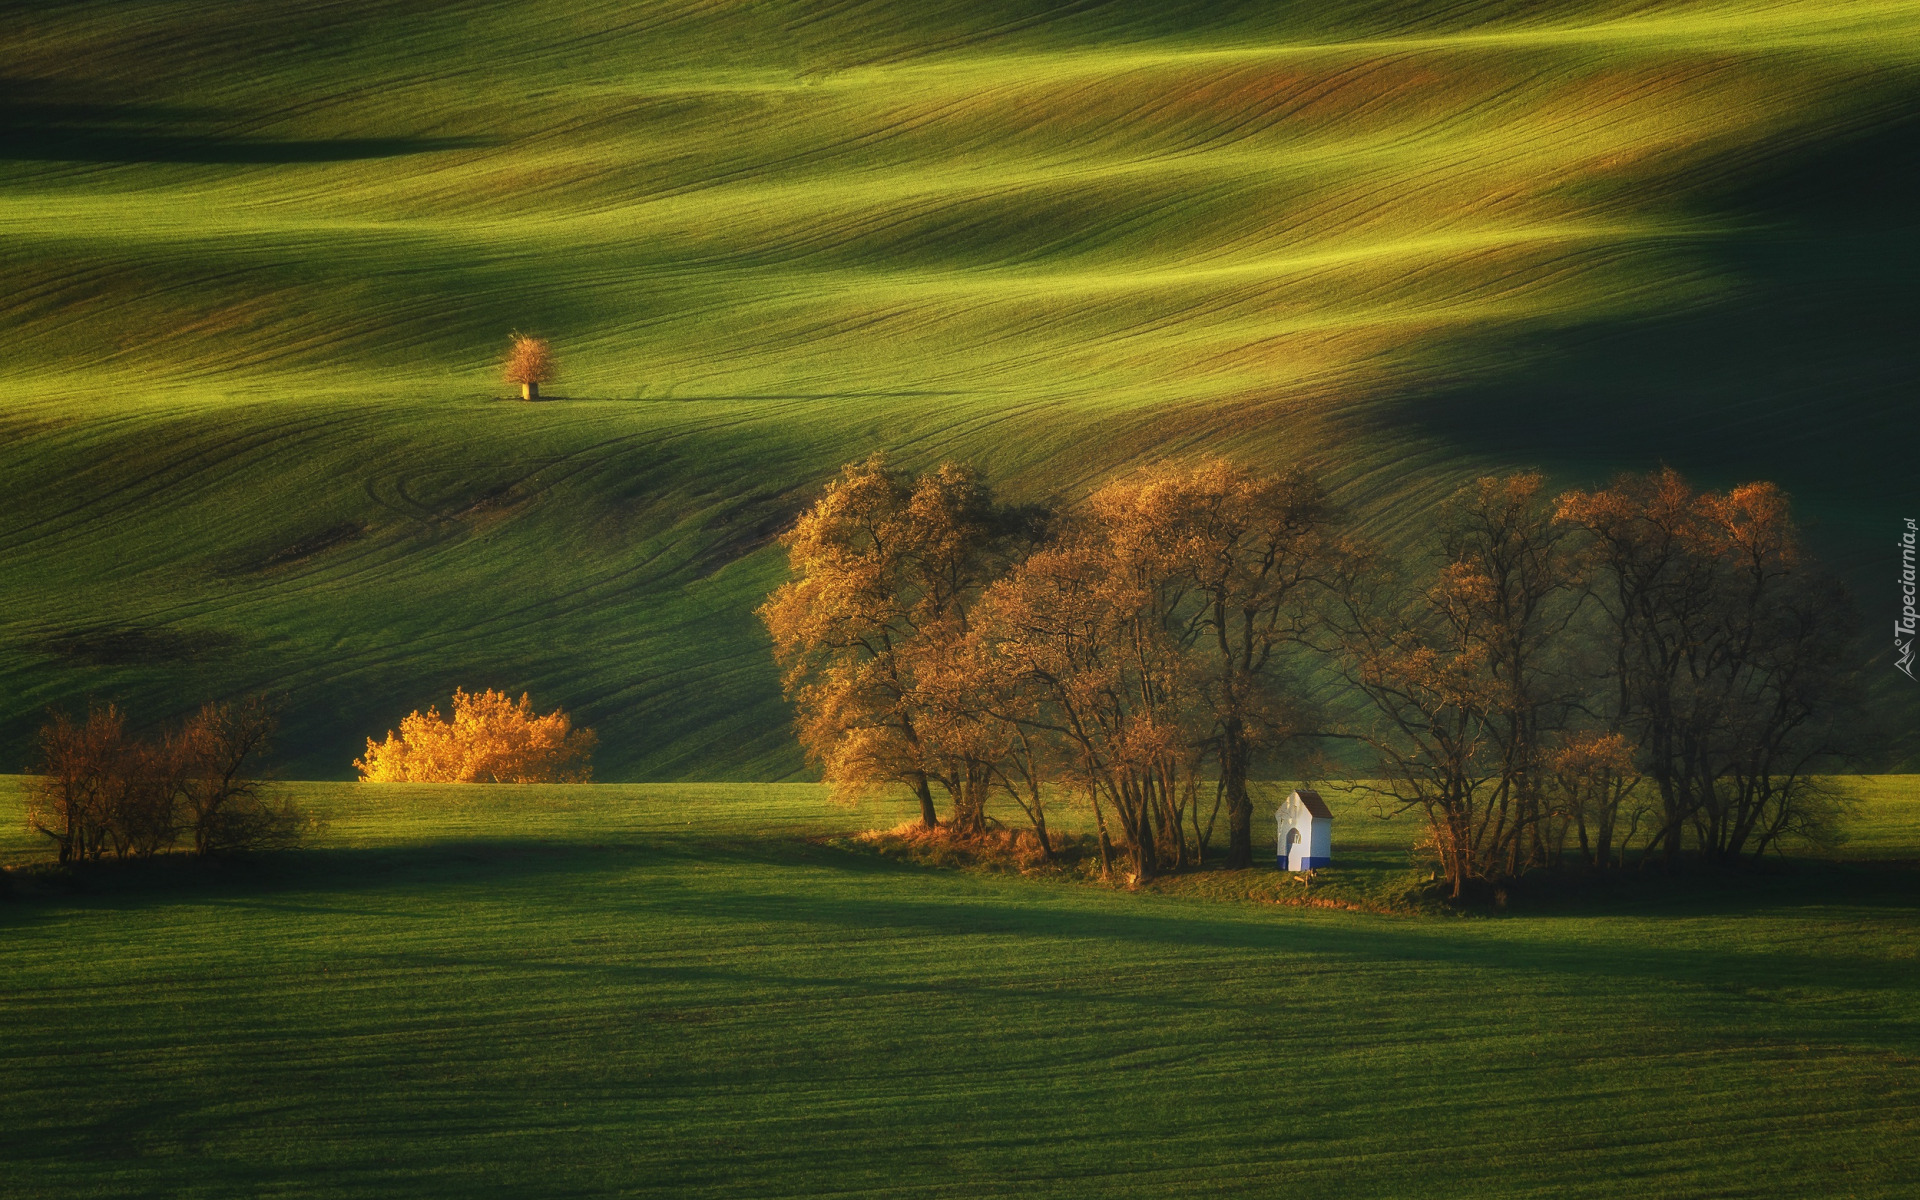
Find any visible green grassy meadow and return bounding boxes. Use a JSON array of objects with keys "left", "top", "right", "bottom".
[
  {"left": 4, "top": 0, "right": 1918, "bottom": 776},
  {"left": 3, "top": 775, "right": 1918, "bottom": 1197}
]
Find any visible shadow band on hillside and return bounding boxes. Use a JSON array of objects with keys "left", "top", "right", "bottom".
[
  {"left": 1390, "top": 109, "right": 1920, "bottom": 490},
  {"left": 1381, "top": 97, "right": 1920, "bottom": 764},
  {"left": 0, "top": 83, "right": 490, "bottom": 164},
  {"left": 0, "top": 130, "right": 492, "bottom": 164}
]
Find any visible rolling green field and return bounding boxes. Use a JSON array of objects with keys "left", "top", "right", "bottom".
[
  {"left": 9, "top": 5, "right": 1918, "bottom": 1195},
  {"left": 3, "top": 776, "right": 1918, "bottom": 1197},
  {"left": 4, "top": 0, "right": 1918, "bottom": 777}
]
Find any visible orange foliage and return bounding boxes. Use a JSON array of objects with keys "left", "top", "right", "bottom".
[
  {"left": 759, "top": 454, "right": 1015, "bottom": 831},
  {"left": 501, "top": 333, "right": 557, "bottom": 386},
  {"left": 356, "top": 688, "right": 595, "bottom": 783}
]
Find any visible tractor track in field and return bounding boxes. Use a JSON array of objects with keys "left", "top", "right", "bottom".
[
  {"left": 0, "top": 409, "right": 379, "bottom": 557},
  {"left": 50, "top": 401, "right": 834, "bottom": 654}
]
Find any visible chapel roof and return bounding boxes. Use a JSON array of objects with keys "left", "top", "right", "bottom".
[{"left": 1289, "top": 789, "right": 1333, "bottom": 820}]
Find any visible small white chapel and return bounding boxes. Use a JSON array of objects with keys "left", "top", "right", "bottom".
[{"left": 1276, "top": 788, "right": 1333, "bottom": 871}]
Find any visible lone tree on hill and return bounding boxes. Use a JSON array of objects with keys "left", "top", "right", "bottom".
[{"left": 502, "top": 333, "right": 557, "bottom": 400}]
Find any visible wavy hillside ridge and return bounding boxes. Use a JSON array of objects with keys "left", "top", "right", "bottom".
[{"left": 3, "top": 0, "right": 1916, "bottom": 776}]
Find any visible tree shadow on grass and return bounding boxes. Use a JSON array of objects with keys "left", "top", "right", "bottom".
[
  {"left": 0, "top": 79, "right": 491, "bottom": 164},
  {"left": 279, "top": 873, "right": 1920, "bottom": 1039},
  {"left": 0, "top": 129, "right": 491, "bottom": 164},
  {"left": 5, "top": 830, "right": 1915, "bottom": 913},
  {"left": 4, "top": 835, "right": 1917, "bottom": 1013},
  {"left": 0, "top": 833, "right": 868, "bottom": 920}
]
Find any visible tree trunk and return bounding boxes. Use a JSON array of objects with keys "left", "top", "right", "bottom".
[
  {"left": 1025, "top": 780, "right": 1053, "bottom": 860},
  {"left": 1091, "top": 794, "right": 1115, "bottom": 877},
  {"left": 522, "top": 380, "right": 539, "bottom": 401},
  {"left": 1133, "top": 793, "right": 1158, "bottom": 882},
  {"left": 913, "top": 773, "right": 939, "bottom": 829},
  {"left": 1659, "top": 770, "right": 1685, "bottom": 870},
  {"left": 1446, "top": 805, "right": 1470, "bottom": 898},
  {"left": 1222, "top": 719, "right": 1253, "bottom": 869}
]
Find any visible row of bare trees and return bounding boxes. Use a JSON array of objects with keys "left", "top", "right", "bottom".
[
  {"left": 764, "top": 457, "right": 1859, "bottom": 894},
  {"left": 26, "top": 697, "right": 303, "bottom": 862},
  {"left": 1324, "top": 470, "right": 1856, "bottom": 895}
]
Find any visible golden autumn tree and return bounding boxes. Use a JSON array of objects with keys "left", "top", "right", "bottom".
[
  {"left": 966, "top": 531, "right": 1202, "bottom": 881},
  {"left": 759, "top": 454, "right": 1038, "bottom": 830},
  {"left": 27, "top": 702, "right": 141, "bottom": 863},
  {"left": 1431, "top": 472, "right": 1572, "bottom": 878},
  {"left": 763, "top": 454, "right": 1333, "bottom": 874},
  {"left": 1548, "top": 730, "right": 1645, "bottom": 871},
  {"left": 1322, "top": 474, "right": 1574, "bottom": 897},
  {"left": 502, "top": 333, "right": 557, "bottom": 400},
  {"left": 944, "top": 461, "right": 1333, "bottom": 878},
  {"left": 1090, "top": 461, "right": 1331, "bottom": 868},
  {"left": 1319, "top": 468, "right": 1856, "bottom": 895},
  {"left": 172, "top": 696, "right": 296, "bottom": 857},
  {"left": 356, "top": 688, "right": 596, "bottom": 783}
]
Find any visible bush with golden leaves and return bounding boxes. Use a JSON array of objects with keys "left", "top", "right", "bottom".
[{"left": 356, "top": 688, "right": 595, "bottom": 783}]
